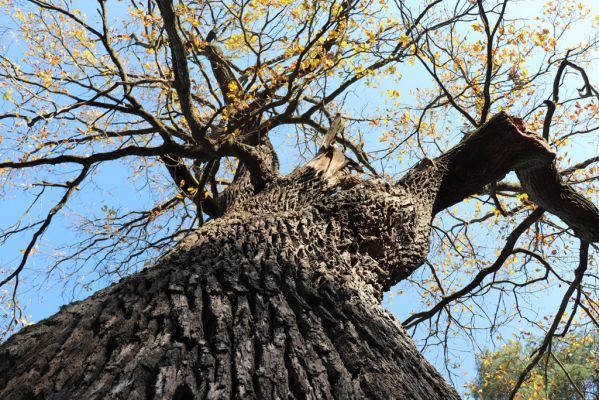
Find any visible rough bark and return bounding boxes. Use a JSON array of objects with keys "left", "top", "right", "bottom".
[
  {"left": 517, "top": 164, "right": 599, "bottom": 242},
  {"left": 432, "top": 112, "right": 555, "bottom": 213},
  {"left": 0, "top": 165, "right": 456, "bottom": 399},
  {"left": 1, "top": 112, "right": 597, "bottom": 399}
]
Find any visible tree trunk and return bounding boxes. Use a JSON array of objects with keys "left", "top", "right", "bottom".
[
  {"left": 2, "top": 112, "right": 596, "bottom": 399},
  {"left": 0, "top": 172, "right": 458, "bottom": 399}
]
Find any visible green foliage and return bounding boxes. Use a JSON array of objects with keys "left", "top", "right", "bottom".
[{"left": 469, "top": 332, "right": 598, "bottom": 400}]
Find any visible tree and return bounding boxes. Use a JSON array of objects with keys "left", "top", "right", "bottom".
[
  {"left": 0, "top": 0, "right": 598, "bottom": 398},
  {"left": 469, "top": 331, "right": 598, "bottom": 400}
]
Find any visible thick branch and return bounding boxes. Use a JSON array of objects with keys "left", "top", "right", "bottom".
[
  {"left": 431, "top": 112, "right": 599, "bottom": 243},
  {"left": 219, "top": 141, "right": 279, "bottom": 192},
  {"left": 517, "top": 164, "right": 599, "bottom": 242},
  {"left": 201, "top": 38, "right": 241, "bottom": 104},
  {"left": 0, "top": 143, "right": 203, "bottom": 169},
  {"left": 433, "top": 112, "right": 555, "bottom": 213},
  {"left": 155, "top": 0, "right": 214, "bottom": 150}
]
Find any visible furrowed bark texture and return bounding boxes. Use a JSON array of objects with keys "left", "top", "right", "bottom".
[
  {"left": 1, "top": 112, "right": 596, "bottom": 399},
  {"left": 0, "top": 163, "right": 457, "bottom": 400}
]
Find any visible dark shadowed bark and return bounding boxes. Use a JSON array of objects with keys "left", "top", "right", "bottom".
[{"left": 1, "top": 113, "right": 597, "bottom": 399}]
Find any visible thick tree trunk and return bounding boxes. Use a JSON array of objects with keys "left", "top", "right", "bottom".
[
  {"left": 0, "top": 169, "right": 458, "bottom": 399},
  {"left": 2, "top": 112, "right": 596, "bottom": 399}
]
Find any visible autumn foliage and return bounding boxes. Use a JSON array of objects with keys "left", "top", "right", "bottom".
[{"left": 0, "top": 0, "right": 598, "bottom": 397}]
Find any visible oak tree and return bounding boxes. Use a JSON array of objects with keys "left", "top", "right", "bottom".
[{"left": 0, "top": 0, "right": 598, "bottom": 398}]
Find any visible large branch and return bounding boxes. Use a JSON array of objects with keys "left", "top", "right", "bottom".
[
  {"left": 0, "top": 143, "right": 203, "bottom": 169},
  {"left": 517, "top": 165, "right": 599, "bottom": 242},
  {"left": 433, "top": 112, "right": 555, "bottom": 212},
  {"left": 155, "top": 0, "right": 214, "bottom": 150},
  {"left": 201, "top": 38, "right": 241, "bottom": 104},
  {"left": 432, "top": 112, "right": 599, "bottom": 242}
]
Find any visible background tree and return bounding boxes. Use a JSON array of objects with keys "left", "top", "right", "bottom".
[
  {"left": 0, "top": 0, "right": 597, "bottom": 398},
  {"left": 469, "top": 331, "right": 598, "bottom": 400}
]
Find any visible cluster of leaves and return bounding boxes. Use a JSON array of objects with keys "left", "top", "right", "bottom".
[{"left": 468, "top": 331, "right": 598, "bottom": 400}]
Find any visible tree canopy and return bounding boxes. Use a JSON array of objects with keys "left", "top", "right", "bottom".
[
  {"left": 469, "top": 331, "right": 598, "bottom": 399},
  {"left": 0, "top": 0, "right": 598, "bottom": 396}
]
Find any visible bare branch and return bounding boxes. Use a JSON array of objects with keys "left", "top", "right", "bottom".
[
  {"left": 404, "top": 208, "right": 544, "bottom": 328},
  {"left": 0, "top": 165, "right": 90, "bottom": 292},
  {"left": 508, "top": 240, "right": 589, "bottom": 399}
]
